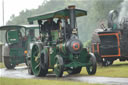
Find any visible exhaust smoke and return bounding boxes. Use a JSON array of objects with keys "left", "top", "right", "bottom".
[{"left": 118, "top": 0, "right": 128, "bottom": 22}]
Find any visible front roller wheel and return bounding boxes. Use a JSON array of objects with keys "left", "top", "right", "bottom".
[
  {"left": 4, "top": 56, "right": 15, "bottom": 69},
  {"left": 31, "top": 44, "right": 48, "bottom": 77},
  {"left": 86, "top": 53, "right": 97, "bottom": 75},
  {"left": 54, "top": 55, "right": 64, "bottom": 77}
]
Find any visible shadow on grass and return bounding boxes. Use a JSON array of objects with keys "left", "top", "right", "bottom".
[
  {"left": 97, "top": 62, "right": 128, "bottom": 68},
  {"left": 111, "top": 63, "right": 128, "bottom": 67}
]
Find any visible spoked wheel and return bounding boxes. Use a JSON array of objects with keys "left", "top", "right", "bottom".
[
  {"left": 54, "top": 55, "right": 64, "bottom": 77},
  {"left": 31, "top": 44, "right": 48, "bottom": 77},
  {"left": 28, "top": 60, "right": 33, "bottom": 75},
  {"left": 102, "top": 58, "right": 113, "bottom": 66},
  {"left": 68, "top": 67, "right": 82, "bottom": 75},
  {"left": 4, "top": 56, "right": 15, "bottom": 69},
  {"left": 86, "top": 53, "right": 97, "bottom": 75}
]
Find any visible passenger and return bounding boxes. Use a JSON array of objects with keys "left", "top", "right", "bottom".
[
  {"left": 56, "top": 19, "right": 62, "bottom": 29},
  {"left": 51, "top": 18, "right": 57, "bottom": 30},
  {"left": 29, "top": 29, "right": 35, "bottom": 41},
  {"left": 65, "top": 17, "right": 71, "bottom": 39}
]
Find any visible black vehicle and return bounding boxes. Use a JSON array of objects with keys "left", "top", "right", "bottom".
[{"left": 91, "top": 10, "right": 128, "bottom": 66}]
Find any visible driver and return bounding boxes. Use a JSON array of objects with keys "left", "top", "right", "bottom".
[
  {"left": 44, "top": 18, "right": 56, "bottom": 30},
  {"left": 44, "top": 18, "right": 56, "bottom": 41},
  {"left": 29, "top": 29, "right": 35, "bottom": 40}
]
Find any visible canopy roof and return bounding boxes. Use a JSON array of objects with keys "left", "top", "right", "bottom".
[
  {"left": 0, "top": 25, "right": 39, "bottom": 30},
  {"left": 28, "top": 8, "right": 87, "bottom": 23}
]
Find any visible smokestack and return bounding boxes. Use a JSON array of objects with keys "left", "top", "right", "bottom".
[{"left": 68, "top": 5, "right": 76, "bottom": 30}]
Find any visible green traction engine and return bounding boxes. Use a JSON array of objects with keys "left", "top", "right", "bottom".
[
  {"left": 27, "top": 6, "right": 97, "bottom": 77},
  {"left": 0, "top": 25, "right": 39, "bottom": 69}
]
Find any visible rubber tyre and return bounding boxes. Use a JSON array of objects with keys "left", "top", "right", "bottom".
[
  {"left": 4, "top": 56, "right": 15, "bottom": 69},
  {"left": 86, "top": 53, "right": 97, "bottom": 75}
]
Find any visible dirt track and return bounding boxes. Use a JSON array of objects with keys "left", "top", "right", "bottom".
[{"left": 0, "top": 66, "right": 128, "bottom": 85}]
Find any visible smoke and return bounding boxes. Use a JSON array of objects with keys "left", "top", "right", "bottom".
[{"left": 118, "top": 0, "right": 128, "bottom": 22}]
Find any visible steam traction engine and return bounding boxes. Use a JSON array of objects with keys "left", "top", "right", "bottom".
[
  {"left": 0, "top": 25, "right": 39, "bottom": 69},
  {"left": 27, "top": 6, "right": 97, "bottom": 77},
  {"left": 91, "top": 10, "right": 128, "bottom": 66}
]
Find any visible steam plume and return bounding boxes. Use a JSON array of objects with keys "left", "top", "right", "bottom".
[{"left": 118, "top": 0, "right": 128, "bottom": 22}]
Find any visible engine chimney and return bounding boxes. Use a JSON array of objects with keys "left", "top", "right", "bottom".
[{"left": 68, "top": 5, "right": 76, "bottom": 30}]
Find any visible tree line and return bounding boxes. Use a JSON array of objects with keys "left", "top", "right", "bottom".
[{"left": 6, "top": 0, "right": 123, "bottom": 42}]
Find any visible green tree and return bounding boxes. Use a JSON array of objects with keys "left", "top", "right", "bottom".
[{"left": 6, "top": 0, "right": 123, "bottom": 42}]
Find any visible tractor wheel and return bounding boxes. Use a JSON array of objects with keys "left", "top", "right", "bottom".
[
  {"left": 28, "top": 60, "right": 33, "bottom": 75},
  {"left": 102, "top": 58, "right": 113, "bottom": 66},
  {"left": 54, "top": 55, "right": 64, "bottom": 77},
  {"left": 86, "top": 53, "right": 97, "bottom": 75},
  {"left": 31, "top": 44, "right": 48, "bottom": 77},
  {"left": 4, "top": 56, "right": 15, "bottom": 69},
  {"left": 68, "top": 67, "right": 82, "bottom": 75}
]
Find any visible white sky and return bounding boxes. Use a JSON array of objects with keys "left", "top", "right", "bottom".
[{"left": 0, "top": 0, "right": 45, "bottom": 26}]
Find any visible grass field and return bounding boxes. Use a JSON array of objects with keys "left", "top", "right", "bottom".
[
  {"left": 80, "top": 60, "right": 128, "bottom": 78},
  {"left": 0, "top": 77, "right": 102, "bottom": 85},
  {"left": 0, "top": 62, "right": 4, "bottom": 68}
]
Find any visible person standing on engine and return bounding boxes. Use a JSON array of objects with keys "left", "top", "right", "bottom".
[{"left": 44, "top": 18, "right": 56, "bottom": 41}]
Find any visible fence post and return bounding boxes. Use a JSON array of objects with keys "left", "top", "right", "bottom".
[{"left": 0, "top": 44, "right": 3, "bottom": 62}]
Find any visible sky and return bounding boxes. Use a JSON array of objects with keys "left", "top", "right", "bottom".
[{"left": 0, "top": 0, "right": 46, "bottom": 26}]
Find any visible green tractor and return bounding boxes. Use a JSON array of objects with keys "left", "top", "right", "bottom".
[
  {"left": 27, "top": 6, "right": 97, "bottom": 77},
  {"left": 0, "top": 25, "right": 39, "bottom": 69}
]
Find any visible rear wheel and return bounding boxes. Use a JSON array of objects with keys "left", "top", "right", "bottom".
[
  {"left": 54, "top": 55, "right": 64, "bottom": 77},
  {"left": 4, "top": 56, "right": 15, "bottom": 69},
  {"left": 68, "top": 67, "right": 82, "bottom": 75},
  {"left": 86, "top": 53, "right": 97, "bottom": 75},
  {"left": 31, "top": 44, "right": 48, "bottom": 77}
]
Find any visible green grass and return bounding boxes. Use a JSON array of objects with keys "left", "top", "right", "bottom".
[
  {"left": 80, "top": 60, "right": 128, "bottom": 78},
  {"left": 0, "top": 77, "right": 102, "bottom": 85},
  {"left": 0, "top": 62, "right": 5, "bottom": 68}
]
